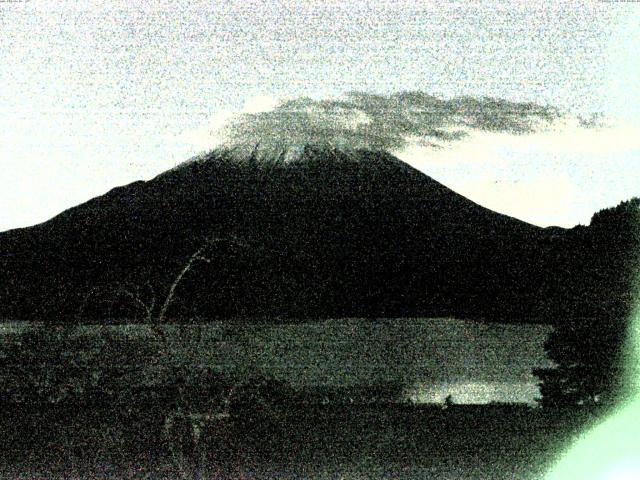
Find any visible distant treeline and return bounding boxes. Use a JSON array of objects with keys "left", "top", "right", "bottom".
[{"left": 533, "top": 198, "right": 640, "bottom": 406}]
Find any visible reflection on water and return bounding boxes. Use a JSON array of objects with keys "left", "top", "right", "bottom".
[
  {"left": 406, "top": 380, "right": 541, "bottom": 405},
  {"left": 0, "top": 318, "right": 551, "bottom": 404}
]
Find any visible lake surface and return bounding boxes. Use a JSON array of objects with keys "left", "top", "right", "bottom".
[{"left": 0, "top": 318, "right": 552, "bottom": 404}]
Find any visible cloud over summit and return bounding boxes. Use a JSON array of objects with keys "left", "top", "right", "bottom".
[
  {"left": 209, "top": 91, "right": 562, "bottom": 155},
  {"left": 176, "top": 91, "right": 639, "bottom": 229}
]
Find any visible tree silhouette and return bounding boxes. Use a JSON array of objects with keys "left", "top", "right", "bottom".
[
  {"left": 534, "top": 199, "right": 640, "bottom": 406},
  {"left": 534, "top": 317, "right": 626, "bottom": 406}
]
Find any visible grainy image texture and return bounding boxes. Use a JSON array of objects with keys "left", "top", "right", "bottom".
[{"left": 1, "top": 1, "right": 639, "bottom": 479}]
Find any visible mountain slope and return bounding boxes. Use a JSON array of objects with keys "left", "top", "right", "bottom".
[{"left": 0, "top": 145, "right": 619, "bottom": 323}]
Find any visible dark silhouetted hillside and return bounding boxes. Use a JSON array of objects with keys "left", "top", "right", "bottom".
[{"left": 0, "top": 146, "right": 635, "bottom": 324}]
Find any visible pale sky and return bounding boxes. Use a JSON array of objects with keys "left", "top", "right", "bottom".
[{"left": 1, "top": 1, "right": 639, "bottom": 231}]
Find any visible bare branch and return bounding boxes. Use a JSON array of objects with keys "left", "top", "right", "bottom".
[
  {"left": 76, "top": 281, "right": 157, "bottom": 324},
  {"left": 76, "top": 285, "right": 109, "bottom": 321},
  {"left": 156, "top": 235, "right": 251, "bottom": 324},
  {"left": 116, "top": 284, "right": 155, "bottom": 323}
]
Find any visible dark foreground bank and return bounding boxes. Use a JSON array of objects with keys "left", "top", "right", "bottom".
[{"left": 0, "top": 403, "right": 605, "bottom": 480}]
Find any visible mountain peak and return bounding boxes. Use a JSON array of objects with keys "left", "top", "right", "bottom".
[
  {"left": 175, "top": 141, "right": 394, "bottom": 171},
  {"left": 0, "top": 142, "right": 564, "bottom": 324}
]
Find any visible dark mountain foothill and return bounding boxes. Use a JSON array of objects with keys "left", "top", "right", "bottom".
[{"left": 0, "top": 145, "right": 637, "bottom": 325}]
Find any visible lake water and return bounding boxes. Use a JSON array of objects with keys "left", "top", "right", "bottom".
[{"left": 0, "top": 318, "right": 552, "bottom": 404}]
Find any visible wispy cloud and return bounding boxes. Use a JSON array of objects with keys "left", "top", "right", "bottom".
[{"left": 183, "top": 91, "right": 562, "bottom": 155}]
